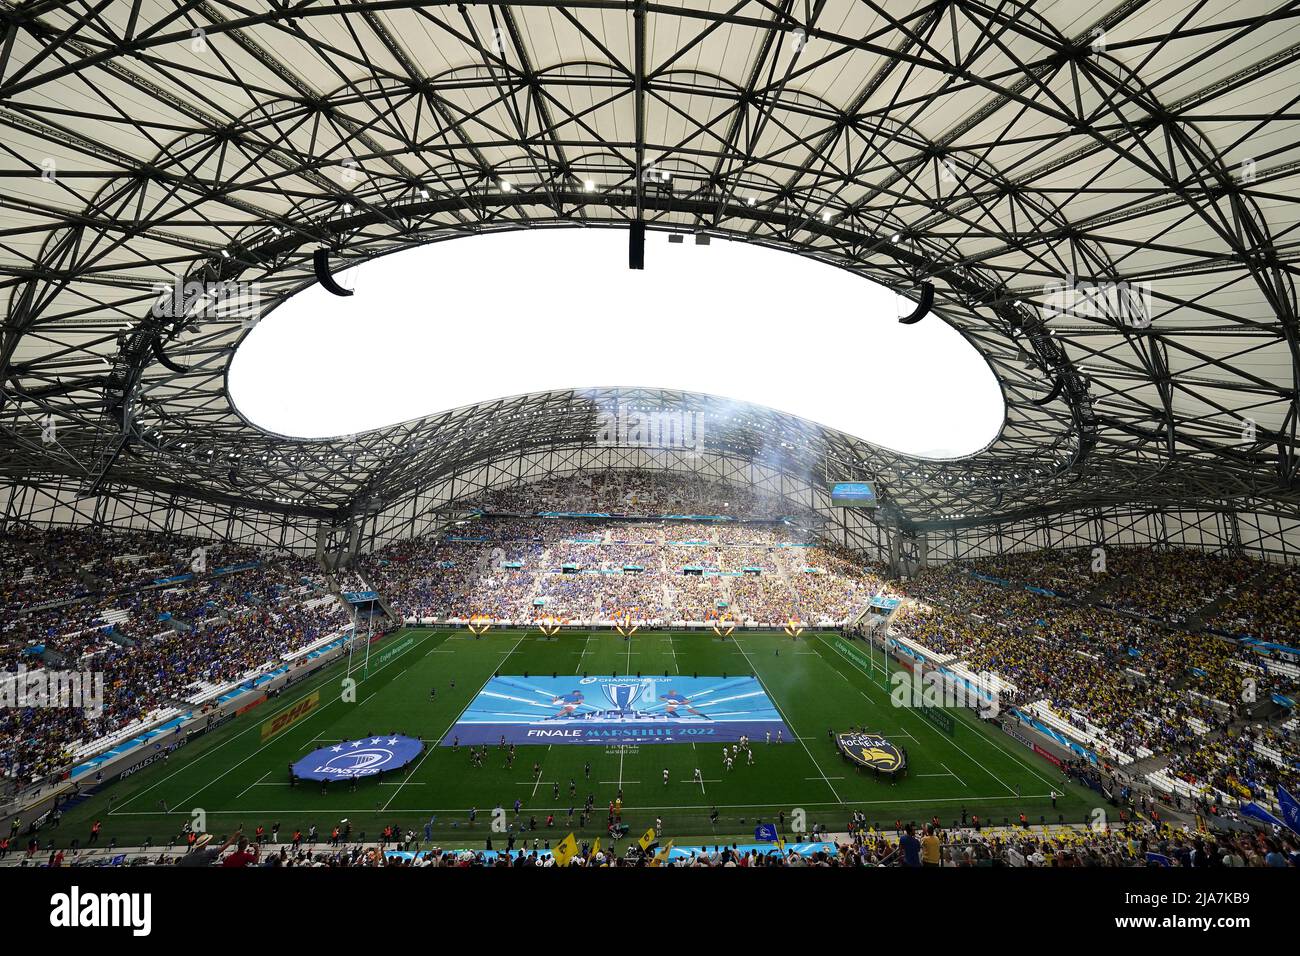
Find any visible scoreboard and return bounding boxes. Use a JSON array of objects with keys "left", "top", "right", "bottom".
[{"left": 830, "top": 481, "right": 878, "bottom": 507}]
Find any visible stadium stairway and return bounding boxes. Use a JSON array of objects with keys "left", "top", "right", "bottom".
[
  {"left": 320, "top": 569, "right": 395, "bottom": 630},
  {"left": 1076, "top": 573, "right": 1121, "bottom": 607},
  {"left": 1123, "top": 751, "right": 1171, "bottom": 779},
  {"left": 1182, "top": 565, "right": 1270, "bottom": 633}
]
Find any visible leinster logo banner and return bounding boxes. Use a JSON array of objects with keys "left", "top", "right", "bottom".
[
  {"left": 292, "top": 735, "right": 424, "bottom": 782},
  {"left": 836, "top": 731, "right": 906, "bottom": 775},
  {"left": 444, "top": 675, "right": 790, "bottom": 746}
]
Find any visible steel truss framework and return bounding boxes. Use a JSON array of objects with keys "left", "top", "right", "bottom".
[
  {"left": 1, "top": 0, "right": 1299, "bottom": 543},
  {"left": 7, "top": 464, "right": 1299, "bottom": 568}
]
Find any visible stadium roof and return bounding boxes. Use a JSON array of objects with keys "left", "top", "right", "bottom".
[{"left": 1, "top": 0, "right": 1297, "bottom": 529}]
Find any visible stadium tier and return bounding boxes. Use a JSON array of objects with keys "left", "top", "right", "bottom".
[
  {"left": 2, "top": 2, "right": 1298, "bottom": 929},
  {"left": 3, "top": 502, "right": 1298, "bottom": 875}
]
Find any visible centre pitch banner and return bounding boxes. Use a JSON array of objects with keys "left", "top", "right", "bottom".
[{"left": 443, "top": 675, "right": 790, "bottom": 746}]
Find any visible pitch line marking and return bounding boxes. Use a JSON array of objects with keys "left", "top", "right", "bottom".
[
  {"left": 575, "top": 632, "right": 593, "bottom": 673},
  {"left": 813, "top": 634, "right": 1018, "bottom": 796},
  {"left": 134, "top": 627, "right": 441, "bottom": 814},
  {"left": 684, "top": 777, "right": 718, "bottom": 789},
  {"left": 235, "top": 770, "right": 269, "bottom": 800},
  {"left": 184, "top": 633, "right": 427, "bottom": 806},
  {"left": 940, "top": 762, "right": 969, "bottom": 788},
  {"left": 959, "top": 715, "right": 1064, "bottom": 793},
  {"left": 117, "top": 794, "right": 1056, "bottom": 818},
  {"left": 382, "top": 633, "right": 528, "bottom": 814},
  {"left": 530, "top": 744, "right": 554, "bottom": 800},
  {"left": 732, "top": 637, "right": 843, "bottom": 804}
]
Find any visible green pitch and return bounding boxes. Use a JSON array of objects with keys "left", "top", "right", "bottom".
[{"left": 61, "top": 628, "right": 1097, "bottom": 848}]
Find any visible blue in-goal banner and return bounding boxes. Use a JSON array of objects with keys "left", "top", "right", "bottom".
[{"left": 443, "top": 675, "right": 790, "bottom": 746}]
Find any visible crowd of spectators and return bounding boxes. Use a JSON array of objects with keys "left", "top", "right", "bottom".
[
  {"left": 1, "top": 530, "right": 351, "bottom": 787},
  {"left": 1210, "top": 561, "right": 1300, "bottom": 643},
  {"left": 1165, "top": 721, "right": 1300, "bottom": 804},
  {"left": 360, "top": 516, "right": 888, "bottom": 625},
  {"left": 966, "top": 545, "right": 1273, "bottom": 625},
  {"left": 22, "top": 818, "right": 1296, "bottom": 868},
  {"left": 890, "top": 560, "right": 1299, "bottom": 801},
  {"left": 7, "top": 506, "right": 1300, "bottom": 828},
  {"left": 468, "top": 471, "right": 813, "bottom": 521},
  {"left": 1, "top": 524, "right": 261, "bottom": 612}
]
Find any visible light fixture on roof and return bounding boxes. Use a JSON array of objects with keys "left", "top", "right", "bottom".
[
  {"left": 584, "top": 180, "right": 596, "bottom": 192},
  {"left": 792, "top": 27, "right": 807, "bottom": 52},
  {"left": 500, "top": 180, "right": 513, "bottom": 192},
  {"left": 419, "top": 188, "right": 429, "bottom": 199}
]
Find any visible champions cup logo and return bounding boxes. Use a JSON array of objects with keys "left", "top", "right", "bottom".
[
  {"left": 615, "top": 615, "right": 639, "bottom": 637},
  {"left": 712, "top": 616, "right": 736, "bottom": 637},
  {"left": 601, "top": 682, "right": 645, "bottom": 715},
  {"left": 783, "top": 618, "right": 804, "bottom": 637},
  {"left": 467, "top": 614, "right": 492, "bottom": 636},
  {"left": 535, "top": 617, "right": 563, "bottom": 637}
]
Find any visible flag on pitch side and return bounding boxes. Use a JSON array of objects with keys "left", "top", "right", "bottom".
[
  {"left": 591, "top": 837, "right": 600, "bottom": 857},
  {"left": 638, "top": 826, "right": 658, "bottom": 852},
  {"left": 552, "top": 832, "right": 579, "bottom": 867},
  {"left": 1240, "top": 801, "right": 1287, "bottom": 830},
  {"left": 1277, "top": 785, "right": 1300, "bottom": 834},
  {"left": 650, "top": 840, "right": 674, "bottom": 866}
]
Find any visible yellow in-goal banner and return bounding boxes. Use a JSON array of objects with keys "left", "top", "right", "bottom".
[{"left": 260, "top": 691, "right": 320, "bottom": 742}]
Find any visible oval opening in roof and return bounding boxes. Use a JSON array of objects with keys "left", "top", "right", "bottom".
[{"left": 228, "top": 229, "right": 1004, "bottom": 458}]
